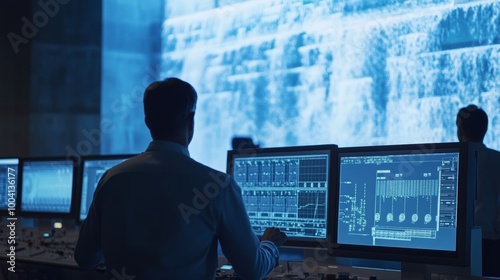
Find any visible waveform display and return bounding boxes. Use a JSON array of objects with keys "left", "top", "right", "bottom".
[{"left": 21, "top": 160, "right": 74, "bottom": 213}]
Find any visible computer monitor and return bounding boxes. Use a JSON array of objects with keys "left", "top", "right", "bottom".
[
  {"left": 19, "top": 157, "right": 77, "bottom": 217},
  {"left": 329, "top": 142, "right": 476, "bottom": 267},
  {"left": 78, "top": 155, "right": 135, "bottom": 221},
  {"left": 0, "top": 158, "right": 19, "bottom": 213},
  {"left": 227, "top": 144, "right": 337, "bottom": 247}
]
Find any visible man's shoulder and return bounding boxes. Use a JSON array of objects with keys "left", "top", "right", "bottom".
[
  {"left": 478, "top": 146, "right": 500, "bottom": 170},
  {"left": 98, "top": 152, "right": 234, "bottom": 187},
  {"left": 485, "top": 146, "right": 500, "bottom": 154},
  {"left": 102, "top": 153, "right": 146, "bottom": 175},
  {"left": 483, "top": 146, "right": 500, "bottom": 159},
  {"left": 187, "top": 158, "right": 233, "bottom": 182}
]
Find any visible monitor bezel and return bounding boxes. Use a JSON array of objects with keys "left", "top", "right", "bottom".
[
  {"left": 76, "top": 154, "right": 137, "bottom": 222},
  {"left": 227, "top": 144, "right": 338, "bottom": 248},
  {"left": 0, "top": 157, "right": 20, "bottom": 215},
  {"left": 328, "top": 142, "right": 475, "bottom": 267},
  {"left": 17, "top": 156, "right": 79, "bottom": 219}
]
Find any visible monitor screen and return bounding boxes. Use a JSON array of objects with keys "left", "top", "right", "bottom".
[
  {"left": 330, "top": 143, "right": 475, "bottom": 266},
  {"left": 0, "top": 158, "right": 19, "bottom": 212},
  {"left": 227, "top": 145, "right": 337, "bottom": 247},
  {"left": 79, "top": 155, "right": 134, "bottom": 221},
  {"left": 20, "top": 158, "right": 75, "bottom": 214}
]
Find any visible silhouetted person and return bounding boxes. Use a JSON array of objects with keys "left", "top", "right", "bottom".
[
  {"left": 456, "top": 104, "right": 500, "bottom": 277},
  {"left": 232, "top": 137, "right": 259, "bottom": 150},
  {"left": 75, "top": 78, "right": 286, "bottom": 279}
]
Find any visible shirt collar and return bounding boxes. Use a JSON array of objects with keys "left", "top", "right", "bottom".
[{"left": 146, "top": 140, "right": 190, "bottom": 157}]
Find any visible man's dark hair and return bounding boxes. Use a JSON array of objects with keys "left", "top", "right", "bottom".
[
  {"left": 144, "top": 77, "right": 197, "bottom": 140},
  {"left": 456, "top": 104, "right": 488, "bottom": 142}
]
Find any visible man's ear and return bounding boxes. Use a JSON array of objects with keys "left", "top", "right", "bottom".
[
  {"left": 186, "top": 112, "right": 195, "bottom": 145},
  {"left": 187, "top": 112, "right": 195, "bottom": 129},
  {"left": 187, "top": 111, "right": 195, "bottom": 121},
  {"left": 456, "top": 124, "right": 466, "bottom": 142}
]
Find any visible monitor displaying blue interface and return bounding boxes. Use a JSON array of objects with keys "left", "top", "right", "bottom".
[
  {"left": 337, "top": 150, "right": 460, "bottom": 251},
  {"left": 79, "top": 156, "right": 132, "bottom": 221},
  {"left": 330, "top": 142, "right": 479, "bottom": 268},
  {"left": 20, "top": 159, "right": 75, "bottom": 214},
  {"left": 228, "top": 145, "right": 336, "bottom": 245},
  {"left": 0, "top": 158, "right": 19, "bottom": 211}
]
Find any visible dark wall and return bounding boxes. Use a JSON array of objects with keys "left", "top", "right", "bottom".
[
  {"left": 0, "top": 0, "right": 102, "bottom": 158},
  {"left": 0, "top": 1, "right": 32, "bottom": 157}
]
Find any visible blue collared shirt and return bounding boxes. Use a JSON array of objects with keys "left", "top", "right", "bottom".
[{"left": 75, "top": 140, "right": 280, "bottom": 279}]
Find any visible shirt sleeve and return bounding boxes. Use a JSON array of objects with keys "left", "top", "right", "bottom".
[
  {"left": 74, "top": 185, "right": 105, "bottom": 270},
  {"left": 217, "top": 176, "right": 280, "bottom": 280}
]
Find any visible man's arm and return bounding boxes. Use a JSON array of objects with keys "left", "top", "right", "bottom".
[
  {"left": 74, "top": 195, "right": 104, "bottom": 270},
  {"left": 217, "top": 176, "right": 285, "bottom": 280}
]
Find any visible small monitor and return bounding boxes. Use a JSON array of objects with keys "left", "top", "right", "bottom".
[
  {"left": 227, "top": 145, "right": 337, "bottom": 247},
  {"left": 78, "top": 155, "right": 135, "bottom": 221},
  {"left": 0, "top": 158, "right": 19, "bottom": 212},
  {"left": 19, "top": 157, "right": 77, "bottom": 216},
  {"left": 330, "top": 143, "right": 475, "bottom": 267}
]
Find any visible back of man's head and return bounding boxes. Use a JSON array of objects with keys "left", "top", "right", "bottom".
[
  {"left": 456, "top": 104, "right": 488, "bottom": 143},
  {"left": 144, "top": 77, "right": 198, "bottom": 140}
]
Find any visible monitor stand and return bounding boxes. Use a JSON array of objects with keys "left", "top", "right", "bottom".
[{"left": 401, "top": 227, "right": 482, "bottom": 280}]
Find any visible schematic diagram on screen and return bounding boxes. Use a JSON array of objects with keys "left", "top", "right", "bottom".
[{"left": 338, "top": 153, "right": 459, "bottom": 247}]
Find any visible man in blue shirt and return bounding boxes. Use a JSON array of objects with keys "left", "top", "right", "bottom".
[
  {"left": 75, "top": 77, "right": 287, "bottom": 279},
  {"left": 456, "top": 104, "right": 500, "bottom": 277}
]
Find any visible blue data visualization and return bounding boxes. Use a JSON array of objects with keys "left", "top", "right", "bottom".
[
  {"left": 21, "top": 160, "right": 74, "bottom": 214},
  {"left": 337, "top": 152, "right": 460, "bottom": 251},
  {"left": 232, "top": 150, "right": 330, "bottom": 239}
]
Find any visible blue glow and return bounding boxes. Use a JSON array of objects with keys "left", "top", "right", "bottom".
[
  {"left": 157, "top": 0, "right": 500, "bottom": 172},
  {"left": 100, "top": 1, "right": 500, "bottom": 172}
]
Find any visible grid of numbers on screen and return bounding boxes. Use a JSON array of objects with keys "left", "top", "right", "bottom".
[{"left": 233, "top": 153, "right": 329, "bottom": 238}]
